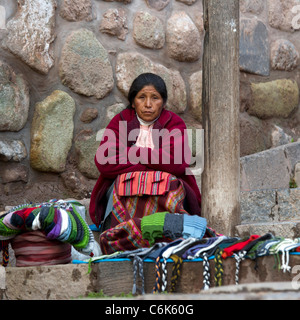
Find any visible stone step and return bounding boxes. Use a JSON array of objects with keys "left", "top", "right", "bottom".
[
  {"left": 235, "top": 220, "right": 300, "bottom": 238},
  {"left": 2, "top": 254, "right": 300, "bottom": 299}
]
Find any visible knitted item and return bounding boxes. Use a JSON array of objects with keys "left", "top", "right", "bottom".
[
  {"left": 0, "top": 200, "right": 95, "bottom": 258},
  {"left": 141, "top": 212, "right": 167, "bottom": 246},
  {"left": 67, "top": 210, "right": 78, "bottom": 244},
  {"left": 57, "top": 215, "right": 72, "bottom": 242},
  {"left": 147, "top": 240, "right": 183, "bottom": 293},
  {"left": 163, "top": 213, "right": 183, "bottom": 240},
  {"left": 132, "top": 256, "right": 145, "bottom": 295},
  {"left": 214, "top": 247, "right": 223, "bottom": 287},
  {"left": 161, "top": 257, "right": 168, "bottom": 292},
  {"left": 222, "top": 235, "right": 260, "bottom": 259},
  {"left": 170, "top": 254, "right": 183, "bottom": 293},
  {"left": 182, "top": 214, "right": 207, "bottom": 240},
  {"left": 46, "top": 208, "right": 62, "bottom": 240},
  {"left": 184, "top": 237, "right": 226, "bottom": 260},
  {"left": 202, "top": 253, "right": 210, "bottom": 290},
  {"left": 269, "top": 238, "right": 300, "bottom": 273},
  {"left": 159, "top": 238, "right": 197, "bottom": 292},
  {"left": 40, "top": 206, "right": 55, "bottom": 231},
  {"left": 0, "top": 215, "right": 21, "bottom": 239},
  {"left": 128, "top": 243, "right": 166, "bottom": 295},
  {"left": 2, "top": 242, "right": 9, "bottom": 267},
  {"left": 10, "top": 207, "right": 35, "bottom": 230},
  {"left": 153, "top": 256, "right": 161, "bottom": 293},
  {"left": 25, "top": 208, "right": 40, "bottom": 229}
]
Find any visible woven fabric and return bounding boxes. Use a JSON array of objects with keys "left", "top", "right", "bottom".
[
  {"left": 100, "top": 219, "right": 150, "bottom": 254},
  {"left": 11, "top": 231, "right": 71, "bottom": 267},
  {"left": 100, "top": 172, "right": 188, "bottom": 254},
  {"left": 116, "top": 171, "right": 172, "bottom": 197}
]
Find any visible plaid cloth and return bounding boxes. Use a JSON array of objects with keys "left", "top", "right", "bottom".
[{"left": 100, "top": 171, "right": 188, "bottom": 254}]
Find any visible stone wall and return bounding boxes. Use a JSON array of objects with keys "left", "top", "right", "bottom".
[{"left": 0, "top": 0, "right": 299, "bottom": 209}]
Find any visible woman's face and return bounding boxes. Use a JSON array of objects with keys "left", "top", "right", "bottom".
[{"left": 132, "top": 85, "right": 165, "bottom": 122}]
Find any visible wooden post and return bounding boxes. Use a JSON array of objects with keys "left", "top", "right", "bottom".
[{"left": 201, "top": 0, "right": 240, "bottom": 235}]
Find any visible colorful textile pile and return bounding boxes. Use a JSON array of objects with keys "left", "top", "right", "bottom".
[
  {"left": 0, "top": 199, "right": 95, "bottom": 266},
  {"left": 74, "top": 232, "right": 300, "bottom": 295},
  {"left": 141, "top": 212, "right": 207, "bottom": 246},
  {"left": 99, "top": 173, "right": 189, "bottom": 254}
]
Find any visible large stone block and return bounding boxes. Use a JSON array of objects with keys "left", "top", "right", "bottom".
[
  {"left": 59, "top": 0, "right": 96, "bottom": 22},
  {"left": 5, "top": 264, "right": 91, "bottom": 300},
  {"left": 189, "top": 70, "right": 202, "bottom": 122},
  {"left": 240, "top": 188, "right": 300, "bottom": 224},
  {"left": 133, "top": 11, "right": 165, "bottom": 49},
  {"left": 249, "top": 79, "right": 299, "bottom": 119},
  {"left": 268, "top": 0, "right": 300, "bottom": 32},
  {"left": 240, "top": 189, "right": 277, "bottom": 224},
  {"left": 0, "top": 140, "right": 27, "bottom": 162},
  {"left": 99, "top": 8, "right": 128, "bottom": 41},
  {"left": 145, "top": 0, "right": 170, "bottom": 11},
  {"left": 240, "top": 142, "right": 300, "bottom": 191},
  {"left": 166, "top": 11, "right": 201, "bottom": 62},
  {"left": 75, "top": 133, "right": 99, "bottom": 179},
  {"left": 4, "top": 0, "right": 56, "bottom": 74},
  {"left": 0, "top": 61, "right": 29, "bottom": 132},
  {"left": 240, "top": 18, "right": 270, "bottom": 76},
  {"left": 30, "top": 90, "right": 75, "bottom": 173},
  {"left": 59, "top": 28, "right": 114, "bottom": 99},
  {"left": 277, "top": 188, "right": 300, "bottom": 221},
  {"left": 271, "top": 39, "right": 299, "bottom": 71}
]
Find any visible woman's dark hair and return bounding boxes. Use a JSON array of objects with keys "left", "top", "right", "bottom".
[{"left": 127, "top": 73, "right": 168, "bottom": 108}]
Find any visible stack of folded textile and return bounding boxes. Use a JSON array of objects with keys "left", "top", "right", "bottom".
[
  {"left": 0, "top": 199, "right": 95, "bottom": 266},
  {"left": 141, "top": 212, "right": 207, "bottom": 245}
]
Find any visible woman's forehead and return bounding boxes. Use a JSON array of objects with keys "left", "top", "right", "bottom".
[{"left": 137, "top": 85, "right": 162, "bottom": 95}]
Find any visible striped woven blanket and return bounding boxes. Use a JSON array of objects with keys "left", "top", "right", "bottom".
[{"left": 11, "top": 231, "right": 71, "bottom": 267}]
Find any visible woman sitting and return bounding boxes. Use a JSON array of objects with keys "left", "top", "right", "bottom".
[{"left": 89, "top": 73, "right": 202, "bottom": 254}]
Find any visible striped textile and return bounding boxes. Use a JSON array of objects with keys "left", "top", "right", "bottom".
[
  {"left": 117, "top": 171, "right": 171, "bottom": 197},
  {"left": 11, "top": 231, "right": 71, "bottom": 267}
]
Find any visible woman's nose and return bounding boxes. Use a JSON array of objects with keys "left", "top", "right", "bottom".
[{"left": 145, "top": 97, "right": 152, "bottom": 107}]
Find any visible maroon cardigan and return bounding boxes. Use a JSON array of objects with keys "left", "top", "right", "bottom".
[{"left": 89, "top": 108, "right": 202, "bottom": 226}]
